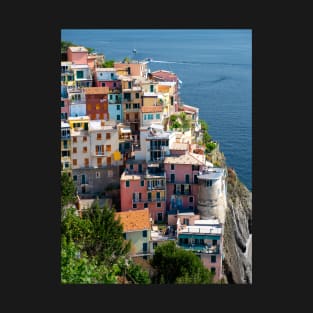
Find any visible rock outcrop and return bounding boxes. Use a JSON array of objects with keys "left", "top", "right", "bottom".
[{"left": 210, "top": 148, "right": 252, "bottom": 284}]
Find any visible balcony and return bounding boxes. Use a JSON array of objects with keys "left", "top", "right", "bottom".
[
  {"left": 132, "top": 197, "right": 166, "bottom": 203},
  {"left": 178, "top": 244, "right": 220, "bottom": 254}
]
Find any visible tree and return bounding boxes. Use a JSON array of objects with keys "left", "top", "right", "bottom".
[
  {"left": 199, "top": 119, "right": 208, "bottom": 133},
  {"left": 102, "top": 59, "right": 115, "bottom": 68},
  {"left": 61, "top": 173, "right": 76, "bottom": 208},
  {"left": 150, "top": 241, "right": 214, "bottom": 284},
  {"left": 179, "top": 112, "right": 191, "bottom": 132},
  {"left": 61, "top": 235, "right": 118, "bottom": 284},
  {"left": 122, "top": 56, "right": 131, "bottom": 63},
  {"left": 61, "top": 201, "right": 131, "bottom": 267}
]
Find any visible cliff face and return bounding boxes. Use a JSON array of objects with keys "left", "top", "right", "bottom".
[{"left": 210, "top": 149, "right": 252, "bottom": 284}]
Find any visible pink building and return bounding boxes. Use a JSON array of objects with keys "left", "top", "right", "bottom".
[
  {"left": 164, "top": 152, "right": 207, "bottom": 212},
  {"left": 67, "top": 46, "right": 88, "bottom": 65},
  {"left": 177, "top": 219, "right": 224, "bottom": 282},
  {"left": 114, "top": 61, "right": 148, "bottom": 78},
  {"left": 120, "top": 160, "right": 166, "bottom": 223}
]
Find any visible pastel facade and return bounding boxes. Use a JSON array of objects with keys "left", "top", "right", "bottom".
[
  {"left": 177, "top": 219, "right": 223, "bottom": 282},
  {"left": 84, "top": 87, "right": 109, "bottom": 120},
  {"left": 141, "top": 105, "right": 164, "bottom": 127},
  {"left": 67, "top": 46, "right": 88, "bottom": 65},
  {"left": 114, "top": 61, "right": 149, "bottom": 78},
  {"left": 61, "top": 121, "right": 71, "bottom": 175},
  {"left": 68, "top": 88, "right": 86, "bottom": 117},
  {"left": 71, "top": 64, "right": 93, "bottom": 88},
  {"left": 116, "top": 208, "right": 151, "bottom": 257},
  {"left": 120, "top": 160, "right": 166, "bottom": 223},
  {"left": 108, "top": 92, "right": 123, "bottom": 122},
  {"left": 61, "top": 86, "right": 70, "bottom": 121},
  {"left": 61, "top": 61, "right": 74, "bottom": 86},
  {"left": 164, "top": 152, "right": 207, "bottom": 212}
]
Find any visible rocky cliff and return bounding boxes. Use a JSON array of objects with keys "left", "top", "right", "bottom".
[{"left": 210, "top": 149, "right": 252, "bottom": 284}]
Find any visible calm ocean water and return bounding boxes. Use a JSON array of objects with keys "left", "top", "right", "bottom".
[{"left": 61, "top": 29, "right": 252, "bottom": 191}]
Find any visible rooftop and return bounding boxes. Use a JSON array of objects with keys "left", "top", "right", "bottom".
[
  {"left": 89, "top": 120, "right": 115, "bottom": 131},
  {"left": 194, "top": 219, "right": 221, "bottom": 226},
  {"left": 115, "top": 209, "right": 150, "bottom": 232},
  {"left": 170, "top": 142, "right": 188, "bottom": 151},
  {"left": 143, "top": 92, "right": 157, "bottom": 97},
  {"left": 95, "top": 68, "right": 116, "bottom": 72},
  {"left": 164, "top": 152, "right": 206, "bottom": 165},
  {"left": 70, "top": 64, "right": 89, "bottom": 69},
  {"left": 198, "top": 168, "right": 224, "bottom": 180},
  {"left": 61, "top": 121, "right": 70, "bottom": 128},
  {"left": 179, "top": 225, "right": 222, "bottom": 235},
  {"left": 68, "top": 46, "right": 88, "bottom": 53}
]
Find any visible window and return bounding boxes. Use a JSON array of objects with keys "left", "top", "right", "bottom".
[
  {"left": 61, "top": 112, "right": 68, "bottom": 120},
  {"left": 83, "top": 146, "right": 88, "bottom": 153},
  {"left": 60, "top": 101, "right": 64, "bottom": 108},
  {"left": 170, "top": 174, "right": 175, "bottom": 183},
  {"left": 106, "top": 145, "right": 111, "bottom": 152},
  {"left": 106, "top": 133, "right": 111, "bottom": 140},
  {"left": 83, "top": 136, "right": 87, "bottom": 142},
  {"left": 185, "top": 174, "right": 190, "bottom": 183},
  {"left": 192, "top": 165, "right": 200, "bottom": 171},
  {"left": 123, "top": 233, "right": 126, "bottom": 239},
  {"left": 84, "top": 158, "right": 89, "bottom": 167},
  {"left": 148, "top": 192, "right": 151, "bottom": 201},
  {"left": 76, "top": 71, "right": 84, "bottom": 79},
  {"left": 133, "top": 103, "right": 140, "bottom": 109},
  {"left": 81, "top": 174, "right": 86, "bottom": 184},
  {"left": 126, "top": 180, "right": 130, "bottom": 187},
  {"left": 73, "top": 159, "right": 77, "bottom": 166},
  {"left": 135, "top": 92, "right": 140, "bottom": 99},
  {"left": 157, "top": 202, "right": 161, "bottom": 208},
  {"left": 116, "top": 114, "right": 120, "bottom": 120},
  {"left": 109, "top": 94, "right": 113, "bottom": 100},
  {"left": 212, "top": 239, "right": 217, "bottom": 246},
  {"left": 73, "top": 175, "right": 77, "bottom": 181},
  {"left": 97, "top": 158, "right": 102, "bottom": 167},
  {"left": 189, "top": 196, "right": 193, "bottom": 203},
  {"left": 184, "top": 218, "right": 190, "bottom": 226},
  {"left": 62, "top": 151, "right": 70, "bottom": 157},
  {"left": 96, "top": 171, "right": 100, "bottom": 178},
  {"left": 156, "top": 113, "right": 160, "bottom": 119},
  {"left": 211, "top": 267, "right": 216, "bottom": 274},
  {"left": 142, "top": 230, "right": 147, "bottom": 237},
  {"left": 97, "top": 133, "right": 102, "bottom": 140},
  {"left": 142, "top": 243, "right": 147, "bottom": 252},
  {"left": 96, "top": 145, "right": 104, "bottom": 155},
  {"left": 117, "top": 105, "right": 120, "bottom": 110},
  {"left": 63, "top": 140, "right": 68, "bottom": 149},
  {"left": 133, "top": 203, "right": 137, "bottom": 209},
  {"left": 73, "top": 137, "right": 77, "bottom": 143},
  {"left": 107, "top": 157, "right": 111, "bottom": 165},
  {"left": 102, "top": 82, "right": 105, "bottom": 86},
  {"left": 211, "top": 255, "right": 216, "bottom": 263},
  {"left": 157, "top": 213, "right": 163, "bottom": 222},
  {"left": 113, "top": 82, "right": 116, "bottom": 87},
  {"left": 144, "top": 203, "right": 148, "bottom": 208},
  {"left": 96, "top": 104, "right": 101, "bottom": 110},
  {"left": 64, "top": 162, "right": 70, "bottom": 168},
  {"left": 171, "top": 164, "right": 175, "bottom": 170},
  {"left": 107, "top": 170, "right": 113, "bottom": 177},
  {"left": 194, "top": 174, "right": 198, "bottom": 184},
  {"left": 128, "top": 81, "right": 131, "bottom": 89},
  {"left": 156, "top": 192, "right": 160, "bottom": 200},
  {"left": 150, "top": 85, "right": 154, "bottom": 92},
  {"left": 206, "top": 180, "right": 213, "bottom": 187},
  {"left": 140, "top": 180, "right": 144, "bottom": 187}
]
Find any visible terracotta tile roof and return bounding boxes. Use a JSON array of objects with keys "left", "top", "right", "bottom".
[
  {"left": 84, "top": 87, "right": 109, "bottom": 95},
  {"left": 164, "top": 152, "right": 206, "bottom": 165},
  {"left": 141, "top": 106, "right": 163, "bottom": 113},
  {"left": 151, "top": 70, "right": 178, "bottom": 81},
  {"left": 115, "top": 209, "right": 151, "bottom": 232}
]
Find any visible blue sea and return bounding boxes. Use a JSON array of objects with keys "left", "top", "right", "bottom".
[{"left": 61, "top": 29, "right": 252, "bottom": 191}]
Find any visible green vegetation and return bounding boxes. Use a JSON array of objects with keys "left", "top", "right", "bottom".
[
  {"left": 102, "top": 59, "right": 115, "bottom": 68},
  {"left": 61, "top": 173, "right": 77, "bottom": 208},
  {"left": 122, "top": 56, "right": 132, "bottom": 63},
  {"left": 169, "top": 113, "right": 191, "bottom": 131},
  {"left": 199, "top": 119, "right": 218, "bottom": 153},
  {"left": 150, "top": 241, "right": 214, "bottom": 284},
  {"left": 61, "top": 202, "right": 150, "bottom": 284}
]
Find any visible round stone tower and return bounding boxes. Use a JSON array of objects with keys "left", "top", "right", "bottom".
[{"left": 197, "top": 168, "right": 227, "bottom": 223}]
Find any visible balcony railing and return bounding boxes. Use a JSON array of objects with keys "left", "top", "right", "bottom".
[
  {"left": 132, "top": 197, "right": 166, "bottom": 203},
  {"left": 178, "top": 244, "right": 220, "bottom": 254}
]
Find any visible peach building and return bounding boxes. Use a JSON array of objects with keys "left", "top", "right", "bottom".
[{"left": 67, "top": 46, "right": 88, "bottom": 65}]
